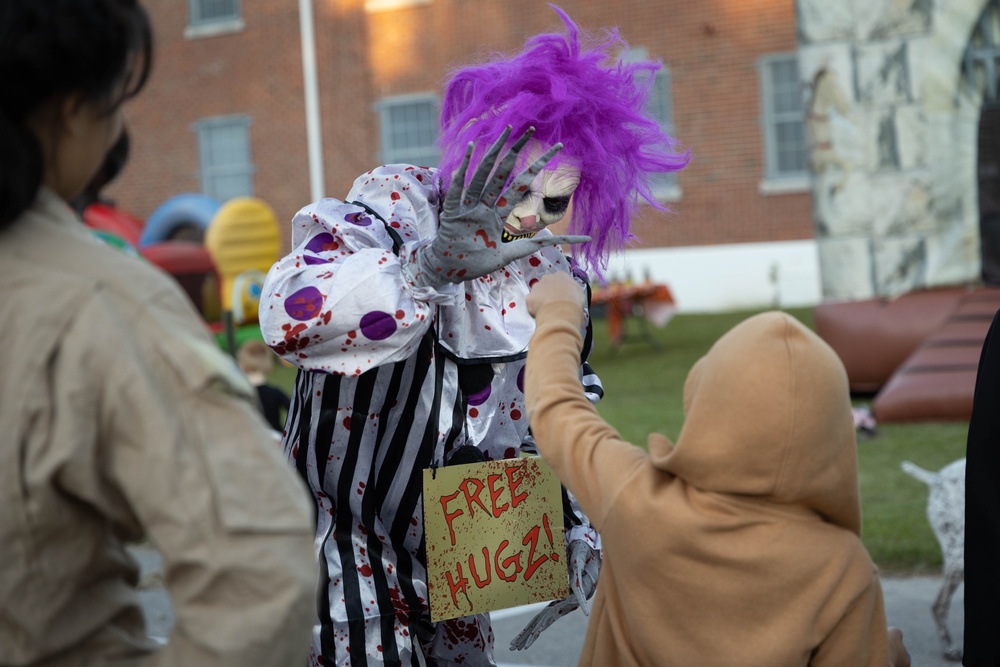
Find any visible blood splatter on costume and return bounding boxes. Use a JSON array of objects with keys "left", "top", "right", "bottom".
[
  {"left": 260, "top": 7, "right": 687, "bottom": 665},
  {"left": 262, "top": 165, "right": 601, "bottom": 665}
]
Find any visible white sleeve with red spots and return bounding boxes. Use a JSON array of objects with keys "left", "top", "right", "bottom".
[{"left": 259, "top": 177, "right": 459, "bottom": 376}]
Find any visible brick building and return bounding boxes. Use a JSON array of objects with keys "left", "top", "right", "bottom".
[{"left": 111, "top": 0, "right": 817, "bottom": 311}]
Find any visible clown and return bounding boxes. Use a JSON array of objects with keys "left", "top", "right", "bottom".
[{"left": 258, "top": 7, "right": 687, "bottom": 666}]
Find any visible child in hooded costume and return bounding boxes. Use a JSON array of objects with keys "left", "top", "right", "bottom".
[
  {"left": 257, "top": 6, "right": 687, "bottom": 666},
  {"left": 523, "top": 272, "right": 911, "bottom": 667}
]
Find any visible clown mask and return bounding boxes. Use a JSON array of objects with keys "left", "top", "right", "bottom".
[{"left": 501, "top": 153, "right": 580, "bottom": 243}]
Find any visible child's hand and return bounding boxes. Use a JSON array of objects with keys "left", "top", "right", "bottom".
[
  {"left": 887, "top": 627, "right": 910, "bottom": 667},
  {"left": 527, "top": 272, "right": 585, "bottom": 317}
]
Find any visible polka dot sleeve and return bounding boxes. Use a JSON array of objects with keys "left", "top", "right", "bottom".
[{"left": 259, "top": 198, "right": 437, "bottom": 377}]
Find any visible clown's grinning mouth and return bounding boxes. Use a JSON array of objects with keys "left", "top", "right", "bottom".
[{"left": 501, "top": 229, "right": 537, "bottom": 243}]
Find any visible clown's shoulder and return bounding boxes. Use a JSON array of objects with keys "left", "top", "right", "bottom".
[{"left": 342, "top": 164, "right": 442, "bottom": 242}]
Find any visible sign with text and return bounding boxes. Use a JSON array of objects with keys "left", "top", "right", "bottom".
[{"left": 423, "top": 456, "right": 568, "bottom": 622}]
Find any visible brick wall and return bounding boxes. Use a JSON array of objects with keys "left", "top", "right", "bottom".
[{"left": 110, "top": 0, "right": 812, "bottom": 252}]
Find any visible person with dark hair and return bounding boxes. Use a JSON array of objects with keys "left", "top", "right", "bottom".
[
  {"left": 0, "top": 2, "right": 317, "bottom": 665},
  {"left": 258, "top": 6, "right": 687, "bottom": 665}
]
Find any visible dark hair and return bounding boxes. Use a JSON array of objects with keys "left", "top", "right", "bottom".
[{"left": 0, "top": 0, "right": 152, "bottom": 229}]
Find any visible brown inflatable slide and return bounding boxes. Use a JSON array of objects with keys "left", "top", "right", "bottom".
[{"left": 815, "top": 286, "right": 1000, "bottom": 422}]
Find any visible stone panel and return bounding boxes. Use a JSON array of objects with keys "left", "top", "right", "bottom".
[
  {"left": 871, "top": 171, "right": 936, "bottom": 236},
  {"left": 926, "top": 108, "right": 980, "bottom": 223},
  {"left": 857, "top": 0, "right": 932, "bottom": 42},
  {"left": 818, "top": 236, "right": 876, "bottom": 299},
  {"left": 797, "top": 0, "right": 855, "bottom": 44},
  {"left": 856, "top": 41, "right": 913, "bottom": 105},
  {"left": 923, "top": 202, "right": 982, "bottom": 286},
  {"left": 872, "top": 235, "right": 928, "bottom": 295},
  {"left": 894, "top": 104, "right": 927, "bottom": 169},
  {"left": 925, "top": 0, "right": 990, "bottom": 110},
  {"left": 799, "top": 44, "right": 855, "bottom": 87}
]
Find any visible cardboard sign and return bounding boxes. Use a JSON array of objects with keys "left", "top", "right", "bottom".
[{"left": 423, "top": 456, "right": 569, "bottom": 622}]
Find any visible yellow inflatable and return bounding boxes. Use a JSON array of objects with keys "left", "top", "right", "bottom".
[{"left": 205, "top": 197, "right": 281, "bottom": 324}]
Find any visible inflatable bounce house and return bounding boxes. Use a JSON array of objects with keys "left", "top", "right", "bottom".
[
  {"left": 80, "top": 190, "right": 280, "bottom": 354},
  {"left": 74, "top": 131, "right": 280, "bottom": 353}
]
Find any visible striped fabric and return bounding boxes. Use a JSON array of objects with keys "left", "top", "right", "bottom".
[{"left": 262, "top": 165, "right": 601, "bottom": 666}]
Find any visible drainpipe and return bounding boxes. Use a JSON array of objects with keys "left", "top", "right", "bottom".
[{"left": 299, "top": 0, "right": 325, "bottom": 202}]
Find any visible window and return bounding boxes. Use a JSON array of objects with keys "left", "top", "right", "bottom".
[
  {"left": 186, "top": 0, "right": 242, "bottom": 38},
  {"left": 376, "top": 95, "right": 440, "bottom": 167},
  {"left": 625, "top": 48, "right": 680, "bottom": 199},
  {"left": 195, "top": 115, "right": 254, "bottom": 202},
  {"left": 759, "top": 54, "right": 808, "bottom": 182},
  {"left": 189, "top": 0, "right": 240, "bottom": 25},
  {"left": 647, "top": 67, "right": 680, "bottom": 197}
]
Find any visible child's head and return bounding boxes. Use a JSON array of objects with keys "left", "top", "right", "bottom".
[
  {"left": 435, "top": 4, "right": 688, "bottom": 274},
  {"left": 651, "top": 311, "right": 862, "bottom": 535},
  {"left": 0, "top": 0, "right": 152, "bottom": 229},
  {"left": 237, "top": 340, "right": 276, "bottom": 377}
]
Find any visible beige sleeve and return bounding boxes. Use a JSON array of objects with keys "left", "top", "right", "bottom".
[
  {"left": 78, "top": 287, "right": 317, "bottom": 666},
  {"left": 810, "top": 572, "right": 892, "bottom": 667},
  {"left": 525, "top": 300, "right": 648, "bottom": 531}
]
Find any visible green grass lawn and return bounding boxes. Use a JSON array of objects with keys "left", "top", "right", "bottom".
[
  {"left": 268, "top": 306, "right": 970, "bottom": 575},
  {"left": 584, "top": 306, "right": 968, "bottom": 575}
]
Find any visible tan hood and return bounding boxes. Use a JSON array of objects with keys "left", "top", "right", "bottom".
[{"left": 648, "top": 311, "right": 862, "bottom": 535}]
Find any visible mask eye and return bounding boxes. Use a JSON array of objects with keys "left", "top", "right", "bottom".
[{"left": 543, "top": 196, "right": 570, "bottom": 215}]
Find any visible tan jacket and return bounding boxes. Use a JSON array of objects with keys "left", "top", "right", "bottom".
[
  {"left": 0, "top": 189, "right": 317, "bottom": 666},
  {"left": 526, "top": 302, "right": 894, "bottom": 666}
]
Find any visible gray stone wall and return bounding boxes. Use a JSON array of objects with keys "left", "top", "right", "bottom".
[{"left": 797, "top": 0, "right": 986, "bottom": 300}]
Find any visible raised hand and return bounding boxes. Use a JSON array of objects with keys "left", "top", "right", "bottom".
[
  {"left": 403, "top": 127, "right": 590, "bottom": 288},
  {"left": 526, "top": 271, "right": 587, "bottom": 317}
]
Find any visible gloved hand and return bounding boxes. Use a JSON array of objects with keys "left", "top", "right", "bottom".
[
  {"left": 509, "top": 540, "right": 600, "bottom": 651},
  {"left": 567, "top": 539, "right": 600, "bottom": 616},
  {"left": 402, "top": 126, "right": 590, "bottom": 289},
  {"left": 508, "top": 596, "right": 579, "bottom": 651}
]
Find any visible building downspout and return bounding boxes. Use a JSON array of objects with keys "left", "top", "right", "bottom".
[{"left": 299, "top": 0, "right": 325, "bottom": 201}]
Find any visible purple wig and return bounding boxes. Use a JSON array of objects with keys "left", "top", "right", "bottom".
[{"left": 436, "top": 5, "right": 689, "bottom": 272}]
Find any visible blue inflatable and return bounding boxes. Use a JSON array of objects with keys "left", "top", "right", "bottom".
[{"left": 139, "top": 193, "right": 221, "bottom": 247}]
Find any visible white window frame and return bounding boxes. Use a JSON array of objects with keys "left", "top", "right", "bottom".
[
  {"left": 758, "top": 53, "right": 810, "bottom": 193},
  {"left": 376, "top": 94, "right": 440, "bottom": 167},
  {"left": 185, "top": 0, "right": 243, "bottom": 39},
  {"left": 195, "top": 115, "right": 255, "bottom": 202}
]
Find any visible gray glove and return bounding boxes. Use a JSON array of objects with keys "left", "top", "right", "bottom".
[
  {"left": 509, "top": 540, "right": 600, "bottom": 651},
  {"left": 403, "top": 127, "right": 590, "bottom": 288},
  {"left": 508, "top": 596, "right": 580, "bottom": 651},
  {"left": 567, "top": 539, "right": 600, "bottom": 615}
]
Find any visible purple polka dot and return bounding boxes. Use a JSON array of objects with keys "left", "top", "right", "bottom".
[
  {"left": 305, "top": 232, "right": 336, "bottom": 253},
  {"left": 284, "top": 286, "right": 324, "bottom": 321},
  {"left": 359, "top": 310, "right": 396, "bottom": 340},
  {"left": 345, "top": 211, "right": 373, "bottom": 227},
  {"left": 517, "top": 366, "right": 525, "bottom": 393},
  {"left": 304, "top": 255, "right": 331, "bottom": 265},
  {"left": 468, "top": 383, "right": 492, "bottom": 407}
]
